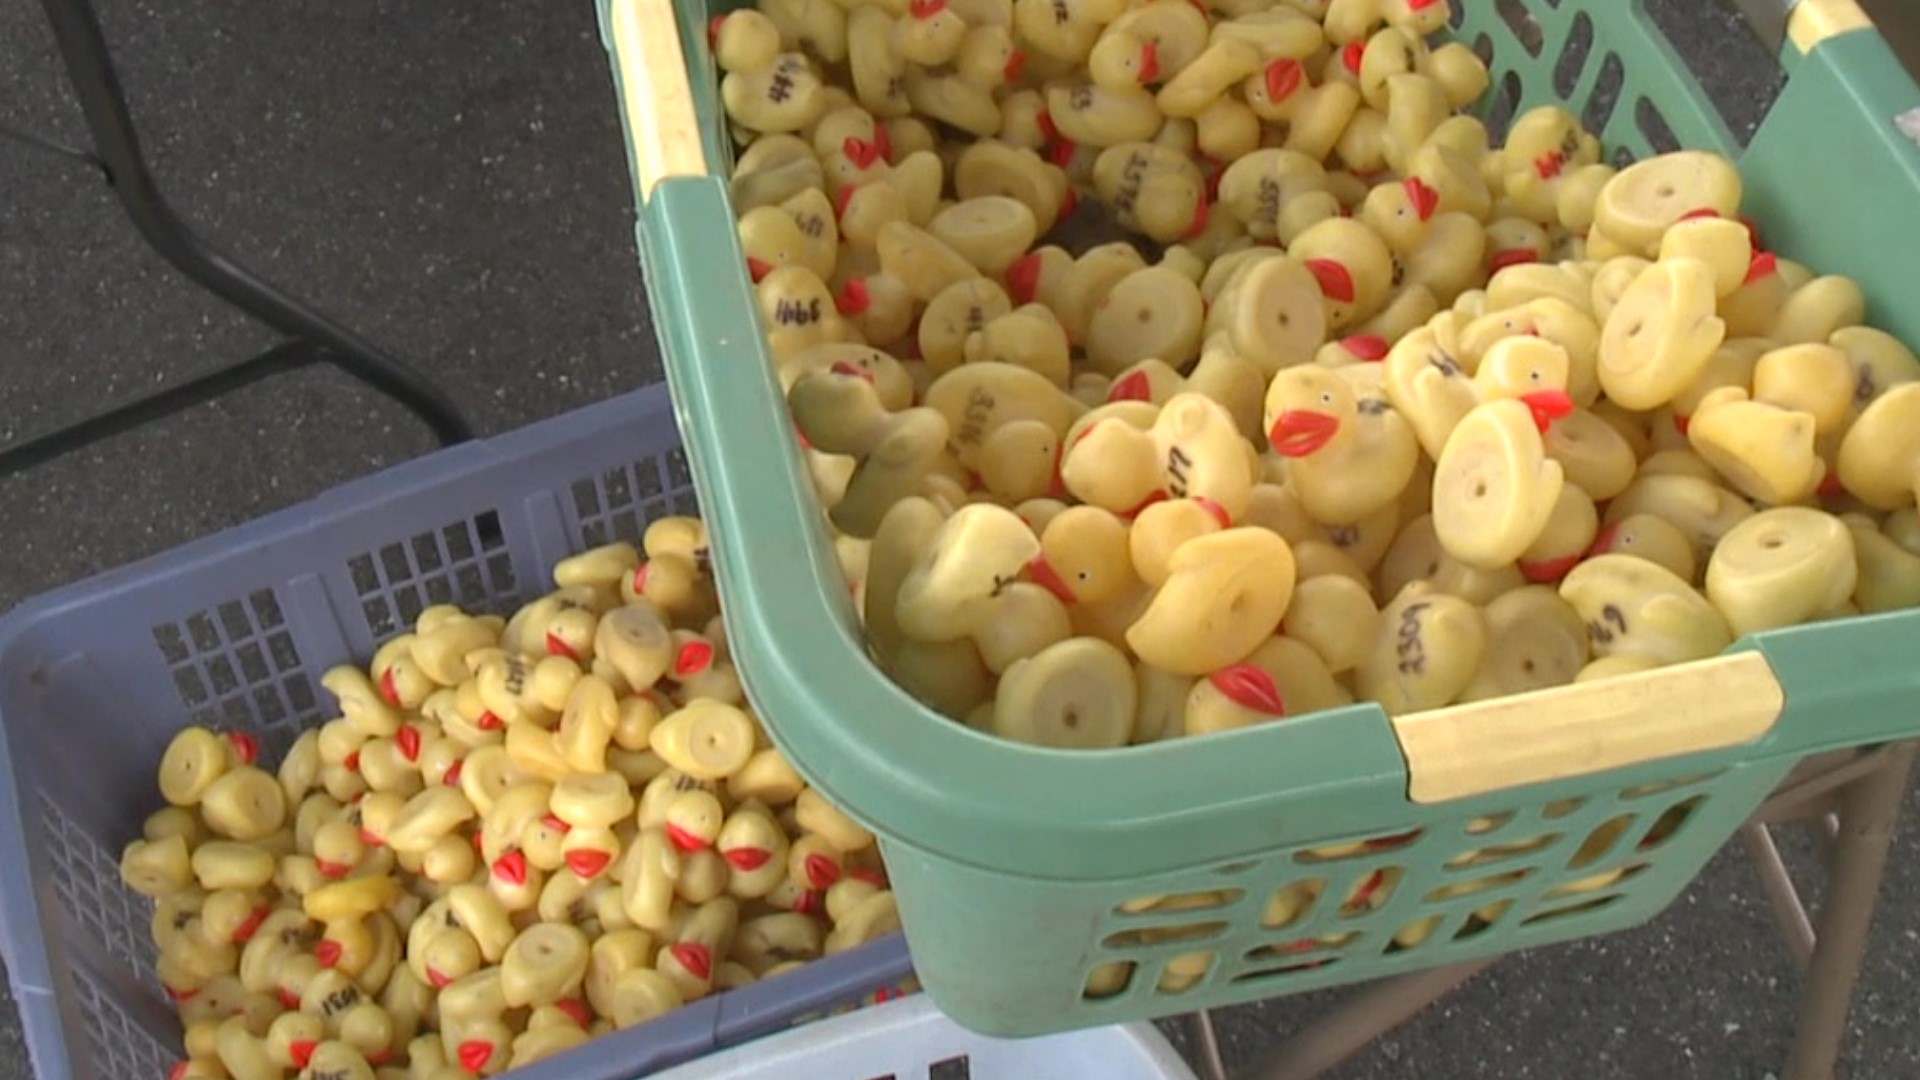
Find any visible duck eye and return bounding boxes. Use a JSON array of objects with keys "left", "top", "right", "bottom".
[
  {"left": 1530, "top": 370, "right": 1542, "bottom": 382},
  {"left": 1077, "top": 571, "right": 1090, "bottom": 581},
  {"left": 1321, "top": 391, "right": 1334, "bottom": 405}
]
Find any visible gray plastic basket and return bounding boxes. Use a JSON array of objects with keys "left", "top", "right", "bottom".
[{"left": 0, "top": 384, "right": 913, "bottom": 1080}]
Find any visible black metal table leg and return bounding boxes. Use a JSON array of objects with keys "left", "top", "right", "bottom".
[{"left": 3, "top": 0, "right": 476, "bottom": 478}]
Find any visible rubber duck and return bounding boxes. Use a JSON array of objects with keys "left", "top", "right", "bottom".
[
  {"left": 1385, "top": 326, "right": 1575, "bottom": 460},
  {"left": 1013, "top": 0, "right": 1126, "bottom": 65},
  {"left": 1084, "top": 263, "right": 1208, "bottom": 373},
  {"left": 1126, "top": 528, "right": 1298, "bottom": 675},
  {"left": 756, "top": 265, "right": 858, "bottom": 365},
  {"left": 1022, "top": 511, "right": 1125, "bottom": 623},
  {"left": 1184, "top": 635, "right": 1351, "bottom": 735},
  {"left": 1243, "top": 56, "right": 1361, "bottom": 164},
  {"left": 716, "top": 14, "right": 830, "bottom": 136},
  {"left": 1374, "top": 512, "right": 1525, "bottom": 606},
  {"left": 1844, "top": 514, "right": 1920, "bottom": 613},
  {"left": 990, "top": 636, "right": 1137, "bottom": 748},
  {"left": 1043, "top": 78, "right": 1164, "bottom": 152},
  {"left": 1496, "top": 106, "right": 1603, "bottom": 228},
  {"left": 1516, "top": 483, "right": 1599, "bottom": 584},
  {"left": 1324, "top": 0, "right": 1451, "bottom": 45},
  {"left": 918, "top": 278, "right": 1013, "bottom": 376},
  {"left": 953, "top": 140, "right": 1073, "bottom": 236},
  {"left": 1060, "top": 413, "right": 1170, "bottom": 518},
  {"left": 1836, "top": 382, "right": 1920, "bottom": 511},
  {"left": 728, "top": 134, "right": 828, "bottom": 215},
  {"left": 1263, "top": 365, "right": 1419, "bottom": 525},
  {"left": 1140, "top": 392, "right": 1259, "bottom": 520},
  {"left": 1359, "top": 175, "right": 1487, "bottom": 307},
  {"left": 1157, "top": 36, "right": 1265, "bottom": 121},
  {"left": 1458, "top": 585, "right": 1589, "bottom": 701},
  {"left": 1287, "top": 216, "right": 1396, "bottom": 330},
  {"left": 1108, "top": 350, "right": 1267, "bottom": 443},
  {"left": 788, "top": 367, "right": 959, "bottom": 538},
  {"left": 1209, "top": 254, "right": 1329, "bottom": 376},
  {"left": 1457, "top": 297, "right": 1601, "bottom": 406},
  {"left": 927, "top": 197, "right": 1040, "bottom": 279},
  {"left": 962, "top": 304, "right": 1074, "bottom": 387},
  {"left": 893, "top": 502, "right": 1042, "bottom": 641},
  {"left": 1686, "top": 386, "right": 1824, "bottom": 505},
  {"left": 1356, "top": 582, "right": 1487, "bottom": 715},
  {"left": 778, "top": 342, "right": 915, "bottom": 411},
  {"left": 1091, "top": 142, "right": 1210, "bottom": 246},
  {"left": 1282, "top": 573, "right": 1380, "bottom": 674},
  {"left": 1705, "top": 508, "right": 1858, "bottom": 637},
  {"left": 1603, "top": 473, "right": 1752, "bottom": 567},
  {"left": 1560, "top": 554, "right": 1732, "bottom": 665},
  {"left": 1591, "top": 150, "right": 1743, "bottom": 259},
  {"left": 1482, "top": 216, "right": 1553, "bottom": 281},
  {"left": 1045, "top": 241, "right": 1150, "bottom": 346},
  {"left": 1432, "top": 397, "right": 1569, "bottom": 570},
  {"left": 1216, "top": 148, "right": 1341, "bottom": 245},
  {"left": 1401, "top": 138, "right": 1493, "bottom": 222},
  {"left": 922, "top": 361, "right": 1084, "bottom": 476},
  {"left": 1832, "top": 327, "right": 1920, "bottom": 423},
  {"left": 737, "top": 188, "right": 839, "bottom": 289}
]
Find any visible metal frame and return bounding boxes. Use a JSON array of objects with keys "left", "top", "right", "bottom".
[
  {"left": 0, "top": 0, "right": 474, "bottom": 479},
  {"left": 1195, "top": 742, "right": 1918, "bottom": 1080}
]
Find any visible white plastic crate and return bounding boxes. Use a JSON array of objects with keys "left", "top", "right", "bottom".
[{"left": 655, "top": 993, "right": 1198, "bottom": 1080}]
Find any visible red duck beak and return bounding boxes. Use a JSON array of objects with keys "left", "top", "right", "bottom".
[
  {"left": 829, "top": 360, "right": 876, "bottom": 384},
  {"left": 1402, "top": 176, "right": 1440, "bottom": 222},
  {"left": 1490, "top": 248, "right": 1539, "bottom": 274},
  {"left": 1108, "top": 369, "right": 1152, "bottom": 402},
  {"left": 1269, "top": 410, "right": 1340, "bottom": 457},
  {"left": 1006, "top": 252, "right": 1043, "bottom": 305},
  {"left": 1342, "top": 334, "right": 1390, "bottom": 362},
  {"left": 1209, "top": 664, "right": 1285, "bottom": 716},
  {"left": 1027, "top": 554, "right": 1077, "bottom": 605},
  {"left": 1138, "top": 40, "right": 1160, "bottom": 84},
  {"left": 1003, "top": 48, "right": 1026, "bottom": 83},
  {"left": 841, "top": 136, "right": 882, "bottom": 170},
  {"left": 1520, "top": 390, "right": 1574, "bottom": 432},
  {"left": 1264, "top": 58, "right": 1303, "bottom": 103},
  {"left": 1304, "top": 259, "right": 1355, "bottom": 303},
  {"left": 1519, "top": 552, "right": 1582, "bottom": 584}
]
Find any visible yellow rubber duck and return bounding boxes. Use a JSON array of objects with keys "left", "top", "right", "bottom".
[
  {"left": 1263, "top": 365, "right": 1419, "bottom": 525},
  {"left": 1027, "top": 505, "right": 1136, "bottom": 607},
  {"left": 1358, "top": 176, "right": 1487, "bottom": 307},
  {"left": 1385, "top": 326, "right": 1576, "bottom": 459}
]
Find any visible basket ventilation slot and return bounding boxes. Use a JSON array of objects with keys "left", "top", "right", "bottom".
[
  {"left": 74, "top": 968, "right": 173, "bottom": 1080},
  {"left": 152, "top": 588, "right": 315, "bottom": 753},
  {"left": 41, "top": 793, "right": 158, "bottom": 984},
  {"left": 348, "top": 509, "right": 517, "bottom": 640},
  {"left": 570, "top": 444, "right": 701, "bottom": 549}
]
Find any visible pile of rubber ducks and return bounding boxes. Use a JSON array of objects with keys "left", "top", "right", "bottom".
[
  {"left": 123, "top": 518, "right": 902, "bottom": 1080},
  {"left": 723, "top": 0, "right": 1920, "bottom": 750}
]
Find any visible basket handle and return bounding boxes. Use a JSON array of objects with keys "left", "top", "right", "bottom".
[
  {"left": 606, "top": 0, "right": 710, "bottom": 200},
  {"left": 1726, "top": 0, "right": 1876, "bottom": 56},
  {"left": 1390, "top": 651, "right": 1786, "bottom": 804}
]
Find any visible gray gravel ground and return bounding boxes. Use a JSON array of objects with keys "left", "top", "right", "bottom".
[{"left": 2, "top": 0, "right": 1915, "bottom": 1077}]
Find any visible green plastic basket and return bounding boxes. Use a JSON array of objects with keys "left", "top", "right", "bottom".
[{"left": 595, "top": 0, "right": 1920, "bottom": 1037}]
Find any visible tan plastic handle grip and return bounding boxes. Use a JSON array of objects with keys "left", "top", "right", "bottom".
[
  {"left": 1787, "top": 0, "right": 1875, "bottom": 52},
  {"left": 1391, "top": 652, "right": 1786, "bottom": 805},
  {"left": 608, "top": 0, "right": 710, "bottom": 200}
]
